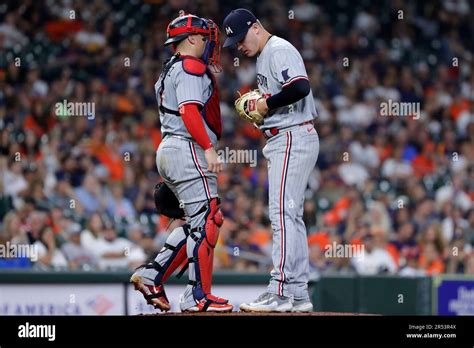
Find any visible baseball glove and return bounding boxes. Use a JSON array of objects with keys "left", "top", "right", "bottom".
[
  {"left": 234, "top": 89, "right": 265, "bottom": 126},
  {"left": 154, "top": 182, "right": 184, "bottom": 219}
]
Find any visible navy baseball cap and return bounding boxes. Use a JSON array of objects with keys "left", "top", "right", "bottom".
[{"left": 222, "top": 9, "right": 257, "bottom": 48}]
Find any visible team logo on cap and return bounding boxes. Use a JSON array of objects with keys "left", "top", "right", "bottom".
[{"left": 225, "top": 26, "right": 233, "bottom": 35}]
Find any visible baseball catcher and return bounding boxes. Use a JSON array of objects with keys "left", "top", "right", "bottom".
[{"left": 131, "top": 14, "right": 232, "bottom": 312}]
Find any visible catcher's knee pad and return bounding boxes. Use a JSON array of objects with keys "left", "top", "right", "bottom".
[
  {"left": 149, "top": 226, "right": 189, "bottom": 284},
  {"left": 189, "top": 198, "right": 223, "bottom": 298}
]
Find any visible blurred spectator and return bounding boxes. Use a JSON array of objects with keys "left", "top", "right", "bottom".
[
  {"left": 349, "top": 132, "right": 380, "bottom": 169},
  {"left": 74, "top": 22, "right": 107, "bottom": 52},
  {"left": 381, "top": 145, "right": 413, "bottom": 181},
  {"left": 81, "top": 212, "right": 105, "bottom": 252},
  {"left": 308, "top": 232, "right": 331, "bottom": 278},
  {"left": 351, "top": 228, "right": 397, "bottom": 275},
  {"left": 106, "top": 182, "right": 136, "bottom": 219},
  {"left": 0, "top": 13, "right": 28, "bottom": 49},
  {"left": 49, "top": 176, "right": 83, "bottom": 214},
  {"left": 126, "top": 222, "right": 159, "bottom": 262},
  {"left": 74, "top": 174, "right": 106, "bottom": 216},
  {"left": 419, "top": 242, "right": 445, "bottom": 275},
  {"left": 93, "top": 220, "right": 146, "bottom": 270},
  {"left": 436, "top": 175, "right": 472, "bottom": 213},
  {"left": 418, "top": 223, "right": 447, "bottom": 260},
  {"left": 33, "top": 225, "right": 68, "bottom": 269},
  {"left": 465, "top": 253, "right": 474, "bottom": 275},
  {"left": 388, "top": 222, "right": 417, "bottom": 268},
  {"left": 61, "top": 222, "right": 98, "bottom": 270},
  {"left": 398, "top": 247, "right": 425, "bottom": 277},
  {"left": 446, "top": 235, "right": 467, "bottom": 274},
  {"left": 3, "top": 161, "right": 28, "bottom": 205},
  {"left": 3, "top": 211, "right": 28, "bottom": 244}
]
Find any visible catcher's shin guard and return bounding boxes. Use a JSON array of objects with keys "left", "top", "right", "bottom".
[
  {"left": 154, "top": 226, "right": 190, "bottom": 284},
  {"left": 186, "top": 198, "right": 230, "bottom": 310},
  {"left": 131, "top": 225, "right": 189, "bottom": 310},
  {"left": 198, "top": 198, "right": 222, "bottom": 294}
]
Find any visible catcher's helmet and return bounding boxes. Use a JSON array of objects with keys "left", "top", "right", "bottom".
[
  {"left": 164, "top": 14, "right": 210, "bottom": 46},
  {"left": 164, "top": 14, "right": 221, "bottom": 72}
]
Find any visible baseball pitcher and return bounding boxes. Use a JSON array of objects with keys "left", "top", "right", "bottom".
[
  {"left": 131, "top": 14, "right": 233, "bottom": 312},
  {"left": 223, "top": 9, "right": 319, "bottom": 312}
]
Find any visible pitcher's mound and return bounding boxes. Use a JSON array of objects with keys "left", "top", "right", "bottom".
[{"left": 137, "top": 311, "right": 377, "bottom": 316}]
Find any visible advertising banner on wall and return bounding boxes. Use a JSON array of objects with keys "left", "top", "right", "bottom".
[
  {"left": 0, "top": 283, "right": 268, "bottom": 315},
  {"left": 0, "top": 284, "right": 124, "bottom": 315},
  {"left": 433, "top": 275, "right": 474, "bottom": 315}
]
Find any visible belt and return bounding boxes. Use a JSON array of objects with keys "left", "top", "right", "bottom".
[
  {"left": 262, "top": 120, "right": 314, "bottom": 139},
  {"left": 162, "top": 133, "right": 194, "bottom": 142}
]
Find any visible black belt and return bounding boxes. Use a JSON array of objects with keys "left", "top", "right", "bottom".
[
  {"left": 162, "top": 133, "right": 194, "bottom": 142},
  {"left": 160, "top": 105, "right": 180, "bottom": 116},
  {"left": 262, "top": 120, "right": 314, "bottom": 139}
]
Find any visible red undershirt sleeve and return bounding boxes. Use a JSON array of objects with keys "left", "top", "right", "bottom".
[{"left": 179, "top": 103, "right": 213, "bottom": 150}]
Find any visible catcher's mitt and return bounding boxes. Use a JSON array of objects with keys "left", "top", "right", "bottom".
[
  {"left": 234, "top": 89, "right": 265, "bottom": 126},
  {"left": 154, "top": 182, "right": 184, "bottom": 219}
]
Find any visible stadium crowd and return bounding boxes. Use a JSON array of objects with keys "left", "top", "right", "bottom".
[{"left": 0, "top": 0, "right": 473, "bottom": 277}]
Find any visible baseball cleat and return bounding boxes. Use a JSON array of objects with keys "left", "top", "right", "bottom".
[
  {"left": 239, "top": 292, "right": 293, "bottom": 312},
  {"left": 130, "top": 270, "right": 170, "bottom": 312},
  {"left": 180, "top": 294, "right": 233, "bottom": 313},
  {"left": 291, "top": 299, "right": 313, "bottom": 312}
]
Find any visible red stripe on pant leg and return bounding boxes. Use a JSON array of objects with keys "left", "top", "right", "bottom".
[
  {"left": 191, "top": 143, "right": 211, "bottom": 200},
  {"left": 278, "top": 132, "right": 291, "bottom": 296}
]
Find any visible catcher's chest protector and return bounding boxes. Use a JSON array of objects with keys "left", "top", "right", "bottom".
[
  {"left": 159, "top": 55, "right": 222, "bottom": 139},
  {"left": 202, "top": 73, "right": 222, "bottom": 139}
]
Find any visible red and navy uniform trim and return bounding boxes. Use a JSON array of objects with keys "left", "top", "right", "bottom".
[
  {"left": 189, "top": 142, "right": 211, "bottom": 201},
  {"left": 179, "top": 100, "right": 205, "bottom": 108},
  {"left": 278, "top": 131, "right": 292, "bottom": 296},
  {"left": 282, "top": 75, "right": 308, "bottom": 88}
]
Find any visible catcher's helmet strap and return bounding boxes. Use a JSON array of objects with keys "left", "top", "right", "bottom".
[
  {"left": 168, "top": 26, "right": 210, "bottom": 38},
  {"left": 167, "top": 15, "right": 210, "bottom": 38}
]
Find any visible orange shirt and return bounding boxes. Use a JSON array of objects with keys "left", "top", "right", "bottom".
[
  {"left": 136, "top": 125, "right": 162, "bottom": 149},
  {"left": 89, "top": 141, "right": 124, "bottom": 181},
  {"left": 24, "top": 115, "right": 56, "bottom": 138},
  {"left": 419, "top": 255, "right": 445, "bottom": 274},
  {"left": 378, "top": 144, "right": 393, "bottom": 163},
  {"left": 323, "top": 197, "right": 351, "bottom": 226},
  {"left": 248, "top": 229, "right": 271, "bottom": 248},
  {"left": 386, "top": 243, "right": 400, "bottom": 267},
  {"left": 308, "top": 232, "right": 330, "bottom": 250},
  {"left": 117, "top": 95, "right": 135, "bottom": 114},
  {"left": 449, "top": 99, "right": 469, "bottom": 121},
  {"left": 411, "top": 155, "right": 435, "bottom": 177}
]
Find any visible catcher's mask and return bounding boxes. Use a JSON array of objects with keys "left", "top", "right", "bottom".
[{"left": 164, "top": 14, "right": 221, "bottom": 73}]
